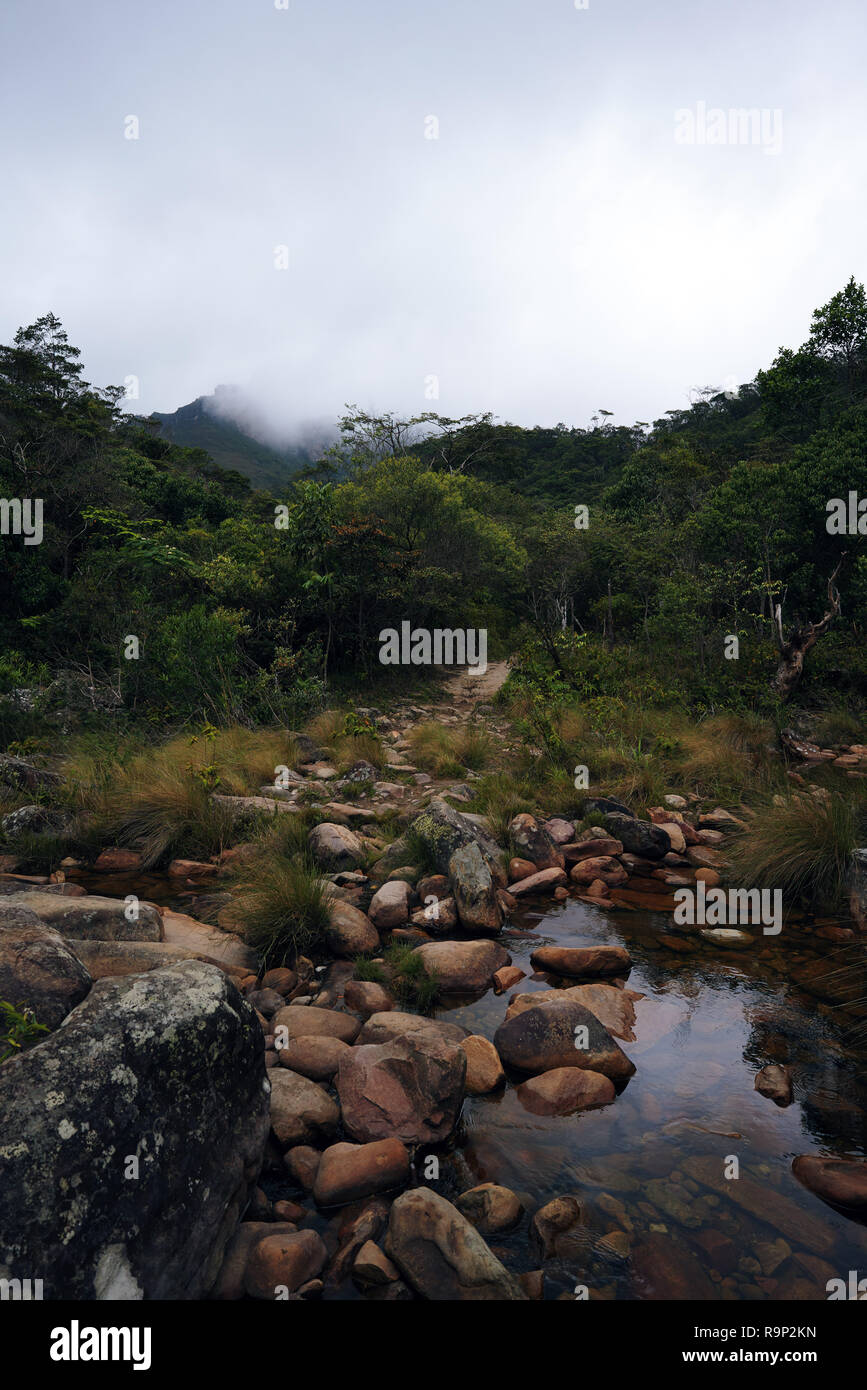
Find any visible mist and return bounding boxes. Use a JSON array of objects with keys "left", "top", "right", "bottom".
[{"left": 1, "top": 0, "right": 865, "bottom": 438}]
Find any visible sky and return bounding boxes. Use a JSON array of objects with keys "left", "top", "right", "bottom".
[{"left": 1, "top": 0, "right": 866, "bottom": 442}]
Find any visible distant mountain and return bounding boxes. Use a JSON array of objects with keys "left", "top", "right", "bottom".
[{"left": 151, "top": 390, "right": 329, "bottom": 492}]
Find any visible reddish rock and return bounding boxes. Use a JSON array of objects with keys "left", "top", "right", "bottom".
[
  {"left": 563, "top": 838, "right": 624, "bottom": 863},
  {"left": 368, "top": 880, "right": 411, "bottom": 931},
  {"left": 272, "top": 1004, "right": 361, "bottom": 1044},
  {"left": 263, "top": 966, "right": 298, "bottom": 995},
  {"left": 353, "top": 1240, "right": 400, "bottom": 1287},
  {"left": 414, "top": 938, "right": 510, "bottom": 995},
  {"left": 456, "top": 1183, "right": 524, "bottom": 1233},
  {"left": 530, "top": 944, "right": 632, "bottom": 979},
  {"left": 508, "top": 814, "right": 564, "bottom": 870},
  {"left": 269, "top": 1069, "right": 340, "bottom": 1148},
  {"left": 313, "top": 1138, "right": 411, "bottom": 1207},
  {"left": 755, "top": 1064, "right": 794, "bottom": 1106},
  {"left": 569, "top": 856, "right": 628, "bottom": 887},
  {"left": 493, "top": 965, "right": 525, "bottom": 994},
  {"left": 167, "top": 858, "right": 218, "bottom": 881},
  {"left": 508, "top": 867, "right": 569, "bottom": 898},
  {"left": 336, "top": 1031, "right": 466, "bottom": 1144},
  {"left": 93, "top": 848, "right": 142, "bottom": 873},
  {"left": 792, "top": 1155, "right": 867, "bottom": 1218},
  {"left": 633, "top": 1233, "right": 716, "bottom": 1299},
  {"left": 244, "top": 1229, "right": 328, "bottom": 1299},
  {"left": 508, "top": 858, "right": 537, "bottom": 882},
  {"left": 494, "top": 998, "right": 635, "bottom": 1080},
  {"left": 326, "top": 902, "right": 379, "bottom": 958}
]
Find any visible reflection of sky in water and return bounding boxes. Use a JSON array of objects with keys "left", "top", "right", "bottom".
[{"left": 435, "top": 897, "right": 867, "bottom": 1299}]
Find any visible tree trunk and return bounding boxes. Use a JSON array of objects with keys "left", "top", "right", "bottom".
[{"left": 770, "top": 561, "right": 844, "bottom": 701}]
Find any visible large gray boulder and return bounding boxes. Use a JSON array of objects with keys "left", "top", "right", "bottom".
[
  {"left": 448, "top": 841, "right": 503, "bottom": 935},
  {"left": 602, "top": 812, "right": 670, "bottom": 861},
  {"left": 390, "top": 799, "right": 506, "bottom": 885},
  {"left": 493, "top": 998, "right": 636, "bottom": 1080},
  {"left": 0, "top": 960, "right": 270, "bottom": 1299},
  {"left": 0, "top": 903, "right": 92, "bottom": 1028}
]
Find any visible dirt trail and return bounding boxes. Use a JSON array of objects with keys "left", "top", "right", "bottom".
[{"left": 438, "top": 660, "right": 511, "bottom": 709}]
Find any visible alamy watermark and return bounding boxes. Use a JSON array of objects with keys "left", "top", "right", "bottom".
[
  {"left": 0, "top": 498, "right": 43, "bottom": 545},
  {"left": 379, "top": 622, "right": 487, "bottom": 675},
  {"left": 675, "top": 103, "right": 783, "bottom": 155},
  {"left": 674, "top": 881, "right": 782, "bottom": 935}
]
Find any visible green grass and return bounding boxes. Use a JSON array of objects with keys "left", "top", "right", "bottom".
[
  {"left": 231, "top": 854, "right": 333, "bottom": 968},
  {"left": 1, "top": 1001, "right": 49, "bottom": 1063},
  {"left": 381, "top": 942, "right": 439, "bottom": 1012}
]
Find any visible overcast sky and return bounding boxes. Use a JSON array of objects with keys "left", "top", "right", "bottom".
[{"left": 2, "top": 0, "right": 865, "bottom": 440}]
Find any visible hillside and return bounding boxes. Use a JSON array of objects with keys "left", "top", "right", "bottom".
[{"left": 152, "top": 394, "right": 321, "bottom": 492}]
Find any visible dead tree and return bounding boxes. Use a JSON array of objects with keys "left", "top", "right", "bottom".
[{"left": 770, "top": 559, "right": 844, "bottom": 701}]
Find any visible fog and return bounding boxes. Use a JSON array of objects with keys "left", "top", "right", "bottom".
[{"left": 2, "top": 0, "right": 865, "bottom": 441}]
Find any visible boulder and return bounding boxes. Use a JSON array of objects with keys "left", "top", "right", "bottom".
[
  {"left": 516, "top": 1068, "right": 615, "bottom": 1115},
  {"left": 602, "top": 813, "right": 670, "bottom": 861},
  {"left": 308, "top": 823, "right": 366, "bottom": 871},
  {"left": 325, "top": 902, "right": 379, "bottom": 958},
  {"left": 337, "top": 1031, "right": 466, "bottom": 1144},
  {"left": 0, "top": 961, "right": 269, "bottom": 1299},
  {"left": 384, "top": 1189, "right": 528, "bottom": 1300},
  {"left": 569, "top": 856, "right": 627, "bottom": 887},
  {"left": 493, "top": 999, "right": 635, "bottom": 1080},
  {"left": 563, "top": 837, "right": 624, "bottom": 863},
  {"left": 368, "top": 880, "right": 411, "bottom": 931},
  {"left": 160, "top": 908, "right": 256, "bottom": 970},
  {"left": 401, "top": 798, "right": 506, "bottom": 884},
  {"left": 506, "top": 982, "right": 636, "bottom": 1041},
  {"left": 0, "top": 890, "right": 162, "bottom": 942},
  {"left": 353, "top": 1240, "right": 400, "bottom": 1288},
  {"left": 268, "top": 1068, "right": 340, "bottom": 1148},
  {"left": 508, "top": 814, "right": 564, "bottom": 870},
  {"left": 460, "top": 1034, "right": 506, "bottom": 1093},
  {"left": 313, "top": 1139, "right": 411, "bottom": 1207},
  {"left": 62, "top": 937, "right": 247, "bottom": 983},
  {"left": 530, "top": 944, "right": 632, "bottom": 979},
  {"left": 448, "top": 841, "right": 503, "bottom": 935},
  {"left": 414, "top": 939, "right": 510, "bottom": 995},
  {"left": 411, "top": 895, "right": 458, "bottom": 934},
  {"left": 0, "top": 905, "right": 91, "bottom": 1028}
]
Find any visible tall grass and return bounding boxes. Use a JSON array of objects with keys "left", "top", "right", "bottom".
[
  {"left": 231, "top": 855, "right": 333, "bottom": 968},
  {"left": 408, "top": 721, "right": 494, "bottom": 777},
  {"left": 727, "top": 790, "right": 862, "bottom": 909}
]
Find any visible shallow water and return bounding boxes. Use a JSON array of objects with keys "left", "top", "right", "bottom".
[{"left": 431, "top": 898, "right": 867, "bottom": 1299}]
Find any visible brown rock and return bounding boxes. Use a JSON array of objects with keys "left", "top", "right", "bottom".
[
  {"left": 353, "top": 1240, "right": 400, "bottom": 1287},
  {"left": 326, "top": 902, "right": 379, "bottom": 958},
  {"left": 755, "top": 1064, "right": 794, "bottom": 1106},
  {"left": 313, "top": 1138, "right": 411, "bottom": 1207},
  {"left": 530, "top": 944, "right": 632, "bottom": 979},
  {"left": 272, "top": 1004, "right": 361, "bottom": 1044},
  {"left": 414, "top": 938, "right": 510, "bottom": 995},
  {"left": 244, "top": 1229, "right": 328, "bottom": 1299},
  {"left": 460, "top": 1034, "right": 506, "bottom": 1094},
  {"left": 283, "top": 1146, "right": 321, "bottom": 1191},
  {"left": 508, "top": 858, "right": 537, "bottom": 882},
  {"left": 385, "top": 1189, "right": 527, "bottom": 1300},
  {"left": 516, "top": 1067, "right": 615, "bottom": 1115},
  {"left": 792, "top": 1155, "right": 867, "bottom": 1219},
  {"left": 344, "top": 979, "right": 395, "bottom": 1017},
  {"left": 93, "top": 848, "right": 143, "bottom": 873},
  {"left": 277, "top": 1035, "right": 351, "bottom": 1081},
  {"left": 493, "top": 965, "right": 525, "bottom": 993},
  {"left": 269, "top": 1069, "right": 340, "bottom": 1148},
  {"left": 368, "top": 880, "right": 411, "bottom": 931},
  {"left": 456, "top": 1183, "right": 524, "bottom": 1233},
  {"left": 632, "top": 1233, "right": 716, "bottom": 1299},
  {"left": 569, "top": 856, "right": 628, "bottom": 887},
  {"left": 530, "top": 1195, "right": 585, "bottom": 1259}
]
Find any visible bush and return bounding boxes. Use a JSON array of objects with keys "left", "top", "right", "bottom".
[
  {"left": 727, "top": 790, "right": 862, "bottom": 909},
  {"left": 231, "top": 855, "right": 332, "bottom": 968}
]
